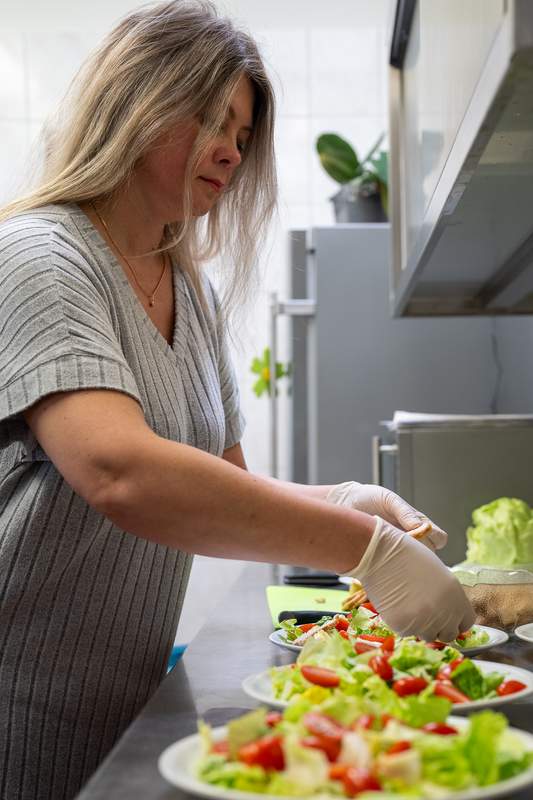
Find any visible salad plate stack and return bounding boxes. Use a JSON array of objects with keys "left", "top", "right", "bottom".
[
  {"left": 158, "top": 599, "right": 533, "bottom": 799},
  {"left": 158, "top": 497, "right": 533, "bottom": 799}
]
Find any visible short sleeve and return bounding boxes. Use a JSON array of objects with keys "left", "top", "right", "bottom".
[
  {"left": 206, "top": 282, "right": 245, "bottom": 450},
  {"left": 0, "top": 219, "right": 142, "bottom": 422}
]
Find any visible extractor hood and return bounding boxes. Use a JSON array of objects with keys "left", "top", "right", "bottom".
[{"left": 389, "top": 0, "right": 533, "bottom": 316}]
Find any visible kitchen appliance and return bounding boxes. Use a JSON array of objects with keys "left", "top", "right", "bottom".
[
  {"left": 375, "top": 412, "right": 533, "bottom": 565},
  {"left": 269, "top": 224, "right": 532, "bottom": 565}
]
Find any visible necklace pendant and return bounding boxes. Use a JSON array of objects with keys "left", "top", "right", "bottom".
[{"left": 149, "top": 297, "right": 155, "bottom": 307}]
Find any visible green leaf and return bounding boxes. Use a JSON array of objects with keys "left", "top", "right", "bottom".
[
  {"left": 316, "top": 133, "right": 360, "bottom": 184},
  {"left": 360, "top": 131, "right": 385, "bottom": 170},
  {"left": 369, "top": 150, "right": 388, "bottom": 184}
]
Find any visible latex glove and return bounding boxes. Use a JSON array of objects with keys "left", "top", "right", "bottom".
[
  {"left": 327, "top": 481, "right": 447, "bottom": 551},
  {"left": 341, "top": 516, "right": 475, "bottom": 642}
]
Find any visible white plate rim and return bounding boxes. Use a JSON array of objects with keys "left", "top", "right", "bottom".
[
  {"left": 269, "top": 624, "right": 508, "bottom": 655},
  {"left": 159, "top": 716, "right": 533, "bottom": 800},
  {"left": 515, "top": 622, "right": 533, "bottom": 643},
  {"left": 242, "top": 660, "right": 533, "bottom": 712}
]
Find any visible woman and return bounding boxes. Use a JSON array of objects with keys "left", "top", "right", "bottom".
[{"left": 0, "top": 2, "right": 474, "bottom": 798}]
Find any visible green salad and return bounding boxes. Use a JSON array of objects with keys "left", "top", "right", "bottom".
[
  {"left": 196, "top": 704, "right": 533, "bottom": 797},
  {"left": 269, "top": 627, "right": 525, "bottom": 722},
  {"left": 279, "top": 605, "right": 490, "bottom": 651}
]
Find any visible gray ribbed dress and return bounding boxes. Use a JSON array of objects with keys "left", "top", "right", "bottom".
[{"left": 0, "top": 203, "right": 245, "bottom": 800}]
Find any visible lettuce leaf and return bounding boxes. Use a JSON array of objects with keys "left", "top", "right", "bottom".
[
  {"left": 450, "top": 659, "right": 502, "bottom": 700},
  {"left": 463, "top": 710, "right": 507, "bottom": 785}
]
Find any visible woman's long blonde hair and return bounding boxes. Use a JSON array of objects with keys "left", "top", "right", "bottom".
[{"left": 0, "top": 0, "right": 277, "bottom": 317}]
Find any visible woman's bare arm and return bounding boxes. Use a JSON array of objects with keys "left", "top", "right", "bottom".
[{"left": 24, "top": 389, "right": 374, "bottom": 573}]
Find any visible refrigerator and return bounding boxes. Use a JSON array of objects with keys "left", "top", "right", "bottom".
[{"left": 271, "top": 224, "right": 533, "bottom": 565}]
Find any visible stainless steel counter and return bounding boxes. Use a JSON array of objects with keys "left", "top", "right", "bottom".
[{"left": 75, "top": 563, "right": 533, "bottom": 799}]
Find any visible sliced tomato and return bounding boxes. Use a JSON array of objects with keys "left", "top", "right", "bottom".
[
  {"left": 212, "top": 739, "right": 229, "bottom": 755},
  {"left": 342, "top": 767, "right": 381, "bottom": 796},
  {"left": 456, "top": 632, "right": 468, "bottom": 641},
  {"left": 265, "top": 711, "right": 283, "bottom": 727},
  {"left": 335, "top": 616, "right": 350, "bottom": 631},
  {"left": 298, "top": 622, "right": 317, "bottom": 633},
  {"left": 369, "top": 654, "right": 393, "bottom": 682},
  {"left": 392, "top": 676, "right": 428, "bottom": 696},
  {"left": 301, "top": 665, "right": 340, "bottom": 687},
  {"left": 238, "top": 735, "right": 285, "bottom": 771},
  {"left": 434, "top": 681, "right": 469, "bottom": 703},
  {"left": 496, "top": 679, "right": 527, "bottom": 696},
  {"left": 387, "top": 740, "right": 411, "bottom": 755},
  {"left": 361, "top": 601, "right": 378, "bottom": 614},
  {"left": 381, "top": 635, "right": 395, "bottom": 652},
  {"left": 422, "top": 722, "right": 458, "bottom": 735},
  {"left": 339, "top": 629, "right": 349, "bottom": 640},
  {"left": 426, "top": 641, "right": 446, "bottom": 650}
]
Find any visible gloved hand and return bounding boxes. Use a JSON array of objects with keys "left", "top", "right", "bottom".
[
  {"left": 327, "top": 481, "right": 447, "bottom": 551},
  {"left": 341, "top": 516, "right": 475, "bottom": 642}
]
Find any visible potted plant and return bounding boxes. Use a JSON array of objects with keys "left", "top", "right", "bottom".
[
  {"left": 316, "top": 132, "right": 388, "bottom": 223},
  {"left": 250, "top": 348, "right": 291, "bottom": 397}
]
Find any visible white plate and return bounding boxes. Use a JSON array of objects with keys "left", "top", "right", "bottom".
[
  {"left": 159, "top": 717, "right": 533, "bottom": 800},
  {"left": 515, "top": 622, "right": 533, "bottom": 643},
  {"left": 269, "top": 625, "right": 508, "bottom": 655},
  {"left": 242, "top": 660, "right": 533, "bottom": 712}
]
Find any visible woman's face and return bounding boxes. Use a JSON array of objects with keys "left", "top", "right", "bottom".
[{"left": 136, "top": 73, "right": 255, "bottom": 222}]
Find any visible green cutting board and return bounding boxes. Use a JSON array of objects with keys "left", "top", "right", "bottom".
[{"left": 266, "top": 585, "right": 346, "bottom": 627}]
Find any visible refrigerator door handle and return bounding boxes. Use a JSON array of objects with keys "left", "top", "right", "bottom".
[
  {"left": 269, "top": 292, "right": 316, "bottom": 478},
  {"left": 371, "top": 435, "right": 398, "bottom": 486}
]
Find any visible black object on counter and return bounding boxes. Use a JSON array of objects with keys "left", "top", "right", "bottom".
[
  {"left": 283, "top": 571, "right": 342, "bottom": 587},
  {"left": 278, "top": 610, "right": 339, "bottom": 624}
]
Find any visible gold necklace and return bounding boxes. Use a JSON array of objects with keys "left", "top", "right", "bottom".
[{"left": 91, "top": 201, "right": 167, "bottom": 307}]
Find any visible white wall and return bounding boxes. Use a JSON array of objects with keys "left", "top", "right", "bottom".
[{"left": 0, "top": 0, "right": 392, "bottom": 644}]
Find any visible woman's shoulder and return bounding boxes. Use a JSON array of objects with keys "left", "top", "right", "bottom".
[{"left": 0, "top": 203, "right": 99, "bottom": 272}]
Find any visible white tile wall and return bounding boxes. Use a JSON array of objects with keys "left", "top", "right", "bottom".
[
  {"left": 0, "top": 1, "right": 391, "bottom": 645},
  {"left": 0, "top": 34, "right": 27, "bottom": 119}
]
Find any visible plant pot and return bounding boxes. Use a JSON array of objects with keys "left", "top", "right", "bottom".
[{"left": 330, "top": 184, "right": 387, "bottom": 224}]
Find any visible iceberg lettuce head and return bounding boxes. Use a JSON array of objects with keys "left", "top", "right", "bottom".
[{"left": 466, "top": 497, "right": 533, "bottom": 567}]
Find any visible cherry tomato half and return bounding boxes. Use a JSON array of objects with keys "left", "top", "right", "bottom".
[
  {"left": 342, "top": 767, "right": 381, "bottom": 796},
  {"left": 238, "top": 735, "right": 285, "bottom": 771},
  {"left": 433, "top": 681, "right": 469, "bottom": 703},
  {"left": 387, "top": 740, "right": 411, "bottom": 755},
  {"left": 422, "top": 722, "right": 458, "bottom": 735},
  {"left": 369, "top": 654, "right": 393, "bottom": 682},
  {"left": 298, "top": 623, "right": 316, "bottom": 633},
  {"left": 266, "top": 711, "right": 283, "bottom": 727},
  {"left": 392, "top": 676, "right": 428, "bottom": 696},
  {"left": 301, "top": 665, "right": 340, "bottom": 687},
  {"left": 303, "top": 712, "right": 344, "bottom": 762},
  {"left": 335, "top": 616, "right": 350, "bottom": 631},
  {"left": 354, "top": 640, "right": 377, "bottom": 655},
  {"left": 496, "top": 679, "right": 527, "bottom": 696}
]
